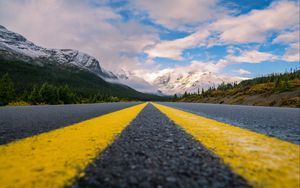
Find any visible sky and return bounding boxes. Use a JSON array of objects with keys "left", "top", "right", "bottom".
[{"left": 0, "top": 0, "right": 299, "bottom": 94}]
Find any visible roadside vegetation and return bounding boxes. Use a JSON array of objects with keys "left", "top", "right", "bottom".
[
  {"left": 0, "top": 59, "right": 166, "bottom": 106},
  {"left": 0, "top": 73, "right": 128, "bottom": 106},
  {"left": 172, "top": 69, "right": 300, "bottom": 107}
]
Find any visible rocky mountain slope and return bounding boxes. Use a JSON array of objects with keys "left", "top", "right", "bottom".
[
  {"left": 0, "top": 25, "right": 116, "bottom": 79},
  {"left": 0, "top": 25, "right": 165, "bottom": 102}
]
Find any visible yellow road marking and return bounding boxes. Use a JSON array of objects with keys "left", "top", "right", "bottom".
[
  {"left": 153, "top": 103, "right": 300, "bottom": 188},
  {"left": 0, "top": 103, "right": 147, "bottom": 188}
]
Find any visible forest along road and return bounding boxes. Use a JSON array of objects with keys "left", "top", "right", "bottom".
[{"left": 0, "top": 102, "right": 299, "bottom": 188}]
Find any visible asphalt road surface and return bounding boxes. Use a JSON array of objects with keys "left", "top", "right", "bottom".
[
  {"left": 72, "top": 104, "right": 249, "bottom": 188},
  {"left": 0, "top": 102, "right": 299, "bottom": 188},
  {"left": 0, "top": 102, "right": 141, "bottom": 144},
  {"left": 159, "top": 102, "right": 300, "bottom": 144}
]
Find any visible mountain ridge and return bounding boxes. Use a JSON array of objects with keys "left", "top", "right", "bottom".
[
  {"left": 0, "top": 25, "right": 245, "bottom": 96},
  {"left": 0, "top": 25, "right": 117, "bottom": 79},
  {"left": 0, "top": 25, "right": 166, "bottom": 104}
]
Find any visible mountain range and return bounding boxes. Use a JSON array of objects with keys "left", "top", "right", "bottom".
[
  {"left": 0, "top": 25, "right": 242, "bottom": 95},
  {"left": 0, "top": 25, "right": 164, "bottom": 101},
  {"left": 0, "top": 25, "right": 117, "bottom": 79},
  {"left": 151, "top": 70, "right": 241, "bottom": 94}
]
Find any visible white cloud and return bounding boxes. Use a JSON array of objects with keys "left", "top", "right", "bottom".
[
  {"left": 282, "top": 43, "right": 300, "bottom": 62},
  {"left": 210, "top": 1, "right": 300, "bottom": 43},
  {"left": 110, "top": 75, "right": 159, "bottom": 94},
  {"left": 144, "top": 1, "right": 300, "bottom": 60},
  {"left": 145, "top": 29, "right": 210, "bottom": 60},
  {"left": 273, "top": 30, "right": 300, "bottom": 44},
  {"left": 0, "top": 0, "right": 158, "bottom": 71},
  {"left": 131, "top": 0, "right": 222, "bottom": 30},
  {"left": 226, "top": 50, "right": 278, "bottom": 63},
  {"left": 273, "top": 30, "right": 300, "bottom": 62},
  {"left": 235, "top": 69, "right": 251, "bottom": 75}
]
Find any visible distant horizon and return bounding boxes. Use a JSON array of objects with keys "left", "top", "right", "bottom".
[{"left": 0, "top": 0, "right": 299, "bottom": 94}]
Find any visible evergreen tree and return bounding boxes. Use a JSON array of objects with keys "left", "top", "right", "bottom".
[
  {"left": 39, "top": 83, "right": 59, "bottom": 104},
  {"left": 283, "top": 80, "right": 290, "bottom": 91},
  {"left": 91, "top": 93, "right": 104, "bottom": 103},
  {"left": 20, "top": 90, "right": 29, "bottom": 102},
  {"left": 29, "top": 85, "right": 41, "bottom": 104},
  {"left": 57, "top": 85, "right": 75, "bottom": 104},
  {"left": 110, "top": 96, "right": 120, "bottom": 102},
  {"left": 0, "top": 73, "right": 16, "bottom": 105},
  {"left": 173, "top": 94, "right": 178, "bottom": 102},
  {"left": 274, "top": 78, "right": 281, "bottom": 88}
]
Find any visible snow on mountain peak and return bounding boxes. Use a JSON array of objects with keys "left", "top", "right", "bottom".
[
  {"left": 0, "top": 25, "right": 246, "bottom": 95},
  {"left": 0, "top": 25, "right": 116, "bottom": 79}
]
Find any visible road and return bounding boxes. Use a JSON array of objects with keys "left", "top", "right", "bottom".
[
  {"left": 73, "top": 104, "right": 248, "bottom": 188},
  {"left": 0, "top": 102, "right": 299, "bottom": 188},
  {"left": 160, "top": 102, "right": 300, "bottom": 144},
  {"left": 0, "top": 102, "right": 141, "bottom": 144}
]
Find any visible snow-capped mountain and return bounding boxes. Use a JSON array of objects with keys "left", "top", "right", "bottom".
[
  {"left": 150, "top": 70, "right": 246, "bottom": 94},
  {"left": 0, "top": 25, "right": 116, "bottom": 79},
  {"left": 152, "top": 71, "right": 220, "bottom": 94},
  {"left": 109, "top": 67, "right": 245, "bottom": 95},
  {"left": 0, "top": 25, "right": 245, "bottom": 95},
  {"left": 0, "top": 25, "right": 165, "bottom": 94}
]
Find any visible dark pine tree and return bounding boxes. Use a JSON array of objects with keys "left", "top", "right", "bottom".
[
  {"left": 0, "top": 73, "right": 16, "bottom": 105},
  {"left": 39, "top": 83, "right": 59, "bottom": 104},
  {"left": 29, "top": 85, "right": 41, "bottom": 104}
]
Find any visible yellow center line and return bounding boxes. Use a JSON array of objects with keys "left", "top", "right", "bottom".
[
  {"left": 0, "top": 103, "right": 147, "bottom": 188},
  {"left": 153, "top": 103, "right": 300, "bottom": 188}
]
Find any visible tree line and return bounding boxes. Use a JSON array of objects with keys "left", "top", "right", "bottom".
[{"left": 0, "top": 73, "right": 125, "bottom": 106}]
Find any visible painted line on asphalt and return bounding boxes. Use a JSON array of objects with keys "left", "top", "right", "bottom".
[
  {"left": 0, "top": 103, "right": 147, "bottom": 188},
  {"left": 153, "top": 103, "right": 300, "bottom": 188}
]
